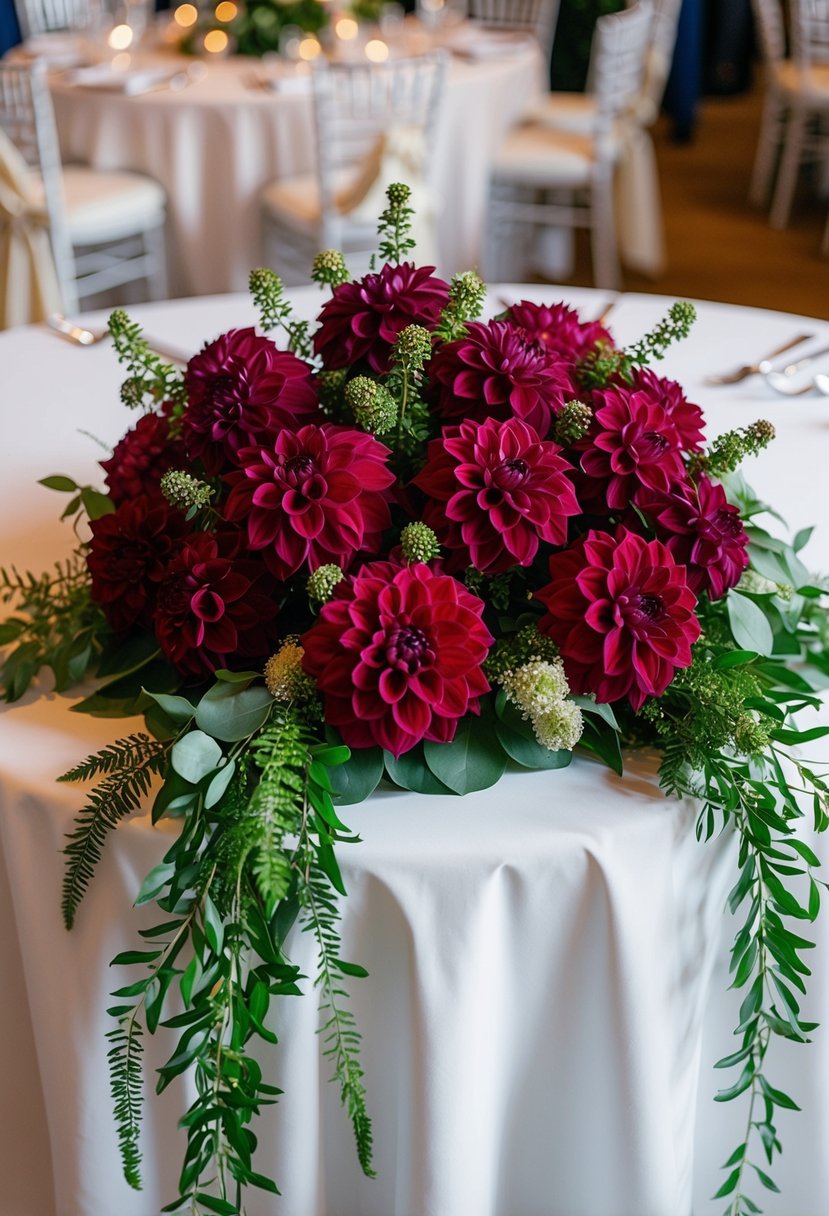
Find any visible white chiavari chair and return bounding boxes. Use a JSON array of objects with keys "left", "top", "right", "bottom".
[
  {"left": 466, "top": 0, "right": 561, "bottom": 62},
  {"left": 487, "top": 0, "right": 653, "bottom": 289},
  {"left": 261, "top": 53, "right": 447, "bottom": 284},
  {"left": 14, "top": 0, "right": 92, "bottom": 38},
  {"left": 0, "top": 61, "right": 168, "bottom": 314}
]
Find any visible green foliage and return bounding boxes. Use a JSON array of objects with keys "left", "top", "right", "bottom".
[
  {"left": 579, "top": 301, "right": 697, "bottom": 388},
  {"left": 376, "top": 182, "right": 416, "bottom": 265},
  {"left": 248, "top": 268, "right": 312, "bottom": 359},
  {"left": 434, "top": 271, "right": 487, "bottom": 342},
  {"left": 107, "top": 1012, "right": 144, "bottom": 1189},
  {"left": 108, "top": 310, "right": 187, "bottom": 412},
  {"left": 0, "top": 557, "right": 104, "bottom": 701},
  {"left": 690, "top": 421, "right": 777, "bottom": 480},
  {"left": 61, "top": 734, "right": 167, "bottom": 928}
]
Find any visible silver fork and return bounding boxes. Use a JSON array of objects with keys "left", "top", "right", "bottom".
[
  {"left": 704, "top": 332, "right": 814, "bottom": 385},
  {"left": 46, "top": 313, "right": 189, "bottom": 365}
]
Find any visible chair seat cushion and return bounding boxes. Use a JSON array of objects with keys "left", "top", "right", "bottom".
[
  {"left": 776, "top": 60, "right": 829, "bottom": 104},
  {"left": 521, "top": 91, "right": 597, "bottom": 135},
  {"left": 60, "top": 166, "right": 165, "bottom": 244},
  {"left": 261, "top": 166, "right": 382, "bottom": 240},
  {"left": 492, "top": 125, "right": 613, "bottom": 188}
]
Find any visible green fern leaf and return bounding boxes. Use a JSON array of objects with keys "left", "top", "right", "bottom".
[{"left": 107, "top": 1013, "right": 144, "bottom": 1190}]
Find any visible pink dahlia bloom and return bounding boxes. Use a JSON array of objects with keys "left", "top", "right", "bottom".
[
  {"left": 505, "top": 300, "right": 613, "bottom": 363},
  {"left": 628, "top": 367, "right": 705, "bottom": 453},
  {"left": 301, "top": 560, "right": 492, "bottom": 756},
  {"left": 638, "top": 476, "right": 749, "bottom": 601},
  {"left": 87, "top": 495, "right": 189, "bottom": 633},
  {"left": 101, "top": 404, "right": 184, "bottom": 505},
  {"left": 183, "top": 328, "right": 320, "bottom": 474},
  {"left": 223, "top": 424, "right": 395, "bottom": 579},
  {"left": 578, "top": 383, "right": 687, "bottom": 512},
  {"left": 313, "top": 262, "right": 449, "bottom": 374},
  {"left": 428, "top": 320, "right": 577, "bottom": 437},
  {"left": 153, "top": 531, "right": 279, "bottom": 678},
  {"left": 536, "top": 528, "right": 700, "bottom": 710},
  {"left": 414, "top": 415, "right": 580, "bottom": 573}
]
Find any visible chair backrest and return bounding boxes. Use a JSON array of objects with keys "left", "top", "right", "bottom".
[
  {"left": 791, "top": 0, "right": 829, "bottom": 64},
  {"left": 14, "top": 0, "right": 92, "bottom": 39},
  {"left": 750, "top": 0, "right": 786, "bottom": 67},
  {"left": 311, "top": 53, "right": 446, "bottom": 243},
  {"left": 644, "top": 0, "right": 681, "bottom": 107},
  {"left": 592, "top": 0, "right": 653, "bottom": 141},
  {"left": 0, "top": 60, "right": 75, "bottom": 307},
  {"left": 466, "top": 0, "right": 560, "bottom": 61}
]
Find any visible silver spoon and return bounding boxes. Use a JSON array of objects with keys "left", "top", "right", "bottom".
[{"left": 763, "top": 343, "right": 829, "bottom": 395}]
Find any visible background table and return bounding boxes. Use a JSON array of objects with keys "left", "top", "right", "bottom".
[
  {"left": 2, "top": 288, "right": 829, "bottom": 1216},
  {"left": 49, "top": 38, "right": 545, "bottom": 297}
]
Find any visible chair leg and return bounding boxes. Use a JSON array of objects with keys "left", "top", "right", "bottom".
[
  {"left": 144, "top": 223, "right": 168, "bottom": 301},
  {"left": 749, "top": 93, "right": 785, "bottom": 208},
  {"left": 770, "top": 104, "right": 808, "bottom": 229},
  {"left": 590, "top": 174, "right": 620, "bottom": 291}
]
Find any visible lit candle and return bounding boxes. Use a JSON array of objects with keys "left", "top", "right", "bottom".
[
  {"left": 298, "top": 34, "right": 322, "bottom": 60},
  {"left": 365, "top": 38, "right": 389, "bottom": 61},
  {"left": 204, "top": 27, "right": 229, "bottom": 52},
  {"left": 334, "top": 16, "right": 359, "bottom": 40},
  {"left": 173, "top": 3, "right": 198, "bottom": 27},
  {"left": 108, "top": 23, "right": 134, "bottom": 49}
]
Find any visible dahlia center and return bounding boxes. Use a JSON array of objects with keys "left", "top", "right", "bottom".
[
  {"left": 384, "top": 624, "right": 433, "bottom": 673},
  {"left": 492, "top": 458, "right": 529, "bottom": 490},
  {"left": 631, "top": 592, "right": 665, "bottom": 623},
  {"left": 156, "top": 574, "right": 192, "bottom": 617},
  {"left": 283, "top": 454, "right": 319, "bottom": 489},
  {"left": 640, "top": 430, "right": 670, "bottom": 459},
  {"left": 715, "top": 509, "right": 743, "bottom": 538}
]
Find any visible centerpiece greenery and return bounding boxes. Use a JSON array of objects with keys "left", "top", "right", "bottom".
[{"left": 3, "top": 186, "right": 829, "bottom": 1216}]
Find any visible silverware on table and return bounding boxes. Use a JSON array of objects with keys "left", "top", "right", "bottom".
[
  {"left": 46, "top": 313, "right": 189, "bottom": 365},
  {"left": 704, "top": 332, "right": 814, "bottom": 385},
  {"left": 762, "top": 343, "right": 829, "bottom": 396}
]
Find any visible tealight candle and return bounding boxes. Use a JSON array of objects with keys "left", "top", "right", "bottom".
[
  {"left": 108, "top": 22, "right": 134, "bottom": 49},
  {"left": 173, "top": 3, "right": 198, "bottom": 27},
  {"left": 364, "top": 38, "right": 389, "bottom": 61},
  {"left": 334, "top": 16, "right": 358, "bottom": 40},
  {"left": 215, "top": 1, "right": 238, "bottom": 21},
  {"left": 204, "top": 27, "right": 229, "bottom": 52},
  {"left": 298, "top": 34, "right": 322, "bottom": 60}
]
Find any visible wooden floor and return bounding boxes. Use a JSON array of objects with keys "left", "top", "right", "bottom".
[{"left": 558, "top": 74, "right": 829, "bottom": 321}]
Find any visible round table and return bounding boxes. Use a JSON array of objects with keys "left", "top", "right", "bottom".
[
  {"left": 47, "top": 33, "right": 546, "bottom": 297},
  {"left": 2, "top": 287, "right": 829, "bottom": 1216}
]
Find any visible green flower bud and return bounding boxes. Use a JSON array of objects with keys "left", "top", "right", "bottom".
[
  {"left": 159, "top": 469, "right": 214, "bottom": 511},
  {"left": 554, "top": 400, "right": 593, "bottom": 446},
  {"left": 344, "top": 375, "right": 398, "bottom": 434},
  {"left": 400, "top": 522, "right": 440, "bottom": 564},
  {"left": 311, "top": 249, "right": 349, "bottom": 287},
  {"left": 386, "top": 181, "right": 411, "bottom": 207},
  {"left": 393, "top": 324, "right": 432, "bottom": 373},
  {"left": 307, "top": 564, "right": 344, "bottom": 603}
]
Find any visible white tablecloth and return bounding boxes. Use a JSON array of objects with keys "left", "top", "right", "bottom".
[
  {"left": 2, "top": 288, "right": 829, "bottom": 1216},
  {"left": 49, "top": 40, "right": 545, "bottom": 297}
]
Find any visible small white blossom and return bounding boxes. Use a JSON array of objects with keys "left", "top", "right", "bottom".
[{"left": 500, "top": 658, "right": 583, "bottom": 752}]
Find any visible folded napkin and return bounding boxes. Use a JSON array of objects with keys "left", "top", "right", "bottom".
[
  {"left": 17, "top": 32, "right": 87, "bottom": 68},
  {"left": 66, "top": 64, "right": 181, "bottom": 95},
  {"left": 442, "top": 25, "right": 533, "bottom": 60}
]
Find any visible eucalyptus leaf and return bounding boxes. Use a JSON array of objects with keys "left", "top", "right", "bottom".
[
  {"left": 195, "top": 680, "right": 273, "bottom": 742},
  {"left": 204, "top": 759, "right": 236, "bottom": 809},
  {"left": 384, "top": 745, "right": 454, "bottom": 796},
  {"left": 727, "top": 591, "right": 775, "bottom": 656},
  {"left": 171, "top": 731, "right": 223, "bottom": 785},
  {"left": 423, "top": 715, "right": 507, "bottom": 795}
]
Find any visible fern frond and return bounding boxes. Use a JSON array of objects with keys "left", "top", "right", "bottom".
[
  {"left": 58, "top": 733, "right": 162, "bottom": 784},
  {"left": 107, "top": 1013, "right": 144, "bottom": 1190},
  {"left": 62, "top": 739, "right": 166, "bottom": 928},
  {"left": 247, "top": 711, "right": 309, "bottom": 912}
]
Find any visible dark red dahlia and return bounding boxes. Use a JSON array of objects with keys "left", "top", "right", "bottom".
[
  {"left": 578, "top": 383, "right": 687, "bottom": 512},
  {"left": 301, "top": 560, "right": 492, "bottom": 756},
  {"left": 427, "top": 320, "right": 577, "bottom": 437},
  {"left": 628, "top": 366, "right": 705, "bottom": 453},
  {"left": 637, "top": 476, "right": 749, "bottom": 601},
  {"left": 313, "top": 262, "right": 449, "bottom": 374},
  {"left": 536, "top": 527, "right": 700, "bottom": 710},
  {"left": 153, "top": 531, "right": 279, "bottom": 678},
  {"left": 183, "top": 328, "right": 320, "bottom": 474},
  {"left": 101, "top": 404, "right": 184, "bottom": 505},
  {"left": 223, "top": 424, "right": 395, "bottom": 579},
  {"left": 414, "top": 416, "right": 580, "bottom": 574},
  {"left": 505, "top": 300, "right": 613, "bottom": 363},
  {"left": 87, "top": 495, "right": 189, "bottom": 633}
]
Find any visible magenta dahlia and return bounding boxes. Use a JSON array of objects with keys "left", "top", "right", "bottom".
[
  {"left": 536, "top": 528, "right": 700, "bottom": 710},
  {"left": 87, "top": 495, "right": 189, "bottom": 633},
  {"left": 414, "top": 416, "right": 580, "bottom": 573},
  {"left": 505, "top": 300, "right": 613, "bottom": 363},
  {"left": 223, "top": 424, "right": 395, "bottom": 579},
  {"left": 638, "top": 476, "right": 749, "bottom": 601},
  {"left": 153, "top": 531, "right": 279, "bottom": 678},
  {"left": 183, "top": 328, "right": 321, "bottom": 474},
  {"left": 427, "top": 320, "right": 577, "bottom": 437},
  {"left": 101, "top": 404, "right": 184, "bottom": 505},
  {"left": 628, "top": 366, "right": 705, "bottom": 453},
  {"left": 301, "top": 560, "right": 492, "bottom": 756},
  {"left": 313, "top": 262, "right": 449, "bottom": 374},
  {"left": 578, "top": 383, "right": 687, "bottom": 512}
]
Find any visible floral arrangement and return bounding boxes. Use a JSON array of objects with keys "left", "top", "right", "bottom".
[
  {"left": 180, "top": 0, "right": 329, "bottom": 58},
  {"left": 3, "top": 186, "right": 829, "bottom": 1216}
]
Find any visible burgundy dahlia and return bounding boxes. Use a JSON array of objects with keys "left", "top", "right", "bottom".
[
  {"left": 414, "top": 415, "right": 580, "bottom": 573},
  {"left": 505, "top": 300, "right": 613, "bottom": 363},
  {"left": 101, "top": 404, "right": 184, "bottom": 505},
  {"left": 428, "top": 320, "right": 577, "bottom": 437},
  {"left": 301, "top": 560, "right": 492, "bottom": 756},
  {"left": 87, "top": 495, "right": 189, "bottom": 633},
  {"left": 183, "top": 328, "right": 320, "bottom": 474},
  {"left": 638, "top": 476, "right": 749, "bottom": 601},
  {"left": 313, "top": 262, "right": 449, "bottom": 374},
  {"left": 578, "top": 383, "right": 687, "bottom": 512},
  {"left": 628, "top": 366, "right": 705, "bottom": 453},
  {"left": 223, "top": 424, "right": 395, "bottom": 579},
  {"left": 536, "top": 528, "right": 700, "bottom": 710},
  {"left": 153, "top": 531, "right": 279, "bottom": 678}
]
